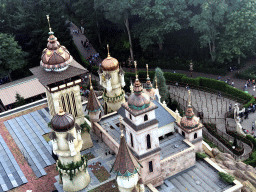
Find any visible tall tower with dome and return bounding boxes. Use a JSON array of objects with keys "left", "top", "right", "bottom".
[
  {"left": 30, "top": 16, "right": 87, "bottom": 125},
  {"left": 98, "top": 45, "right": 125, "bottom": 114}
]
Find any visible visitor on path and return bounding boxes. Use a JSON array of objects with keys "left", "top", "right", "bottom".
[
  {"left": 229, "top": 103, "right": 232, "bottom": 112},
  {"left": 218, "top": 76, "right": 221, "bottom": 80},
  {"left": 252, "top": 122, "right": 255, "bottom": 131},
  {"left": 227, "top": 78, "right": 230, "bottom": 85},
  {"left": 244, "top": 83, "right": 247, "bottom": 90},
  {"left": 247, "top": 80, "right": 250, "bottom": 87},
  {"left": 81, "top": 40, "right": 83, "bottom": 45},
  {"left": 186, "top": 84, "right": 189, "bottom": 90},
  {"left": 253, "top": 79, "right": 255, "bottom": 85},
  {"left": 231, "top": 81, "right": 234, "bottom": 87},
  {"left": 174, "top": 71, "right": 176, "bottom": 73}
]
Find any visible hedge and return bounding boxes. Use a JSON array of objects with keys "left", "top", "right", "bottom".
[
  {"left": 138, "top": 70, "right": 155, "bottom": 80},
  {"left": 219, "top": 172, "right": 235, "bottom": 184},
  {"left": 164, "top": 72, "right": 186, "bottom": 82},
  {"left": 181, "top": 76, "right": 200, "bottom": 86}
]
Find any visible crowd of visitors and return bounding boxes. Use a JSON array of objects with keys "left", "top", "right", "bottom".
[{"left": 0, "top": 76, "right": 10, "bottom": 85}]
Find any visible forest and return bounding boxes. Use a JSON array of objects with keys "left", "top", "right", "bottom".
[{"left": 1, "top": 0, "right": 256, "bottom": 81}]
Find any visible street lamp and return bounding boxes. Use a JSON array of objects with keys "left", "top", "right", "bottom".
[{"left": 189, "top": 60, "right": 193, "bottom": 78}]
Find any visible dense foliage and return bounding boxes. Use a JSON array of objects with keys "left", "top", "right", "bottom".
[
  {"left": 14, "top": 93, "right": 26, "bottom": 107},
  {"left": 218, "top": 172, "right": 235, "bottom": 184}
]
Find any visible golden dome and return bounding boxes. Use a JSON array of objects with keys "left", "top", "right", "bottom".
[{"left": 101, "top": 56, "right": 119, "bottom": 71}]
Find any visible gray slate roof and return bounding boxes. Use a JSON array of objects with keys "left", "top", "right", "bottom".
[{"left": 152, "top": 100, "right": 176, "bottom": 128}]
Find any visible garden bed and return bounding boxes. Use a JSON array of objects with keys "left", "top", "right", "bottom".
[{"left": 88, "top": 162, "right": 111, "bottom": 182}]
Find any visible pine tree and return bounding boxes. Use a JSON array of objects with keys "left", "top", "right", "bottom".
[
  {"left": 14, "top": 93, "right": 26, "bottom": 107},
  {"left": 153, "top": 67, "right": 169, "bottom": 102}
]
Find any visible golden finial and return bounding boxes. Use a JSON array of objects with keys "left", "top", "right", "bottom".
[
  {"left": 119, "top": 117, "right": 124, "bottom": 137},
  {"left": 146, "top": 64, "right": 149, "bottom": 79},
  {"left": 107, "top": 44, "right": 110, "bottom": 57},
  {"left": 89, "top": 75, "right": 93, "bottom": 90},
  {"left": 155, "top": 76, "right": 158, "bottom": 89},
  {"left": 188, "top": 90, "right": 191, "bottom": 106},
  {"left": 58, "top": 106, "right": 65, "bottom": 115},
  {"left": 46, "top": 15, "right": 52, "bottom": 33},
  {"left": 134, "top": 61, "right": 138, "bottom": 80}
]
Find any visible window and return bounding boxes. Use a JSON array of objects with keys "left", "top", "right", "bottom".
[
  {"left": 130, "top": 133, "right": 134, "bottom": 148},
  {"left": 194, "top": 133, "right": 197, "bottom": 139},
  {"left": 66, "top": 94, "right": 72, "bottom": 115},
  {"left": 144, "top": 114, "right": 148, "bottom": 121},
  {"left": 146, "top": 134, "right": 151, "bottom": 149},
  {"left": 99, "top": 112, "right": 101, "bottom": 119},
  {"left": 71, "top": 92, "right": 78, "bottom": 117},
  {"left": 130, "top": 114, "right": 132, "bottom": 120},
  {"left": 61, "top": 96, "right": 66, "bottom": 112},
  {"left": 182, "top": 131, "right": 185, "bottom": 137},
  {"left": 149, "top": 161, "right": 153, "bottom": 172}
]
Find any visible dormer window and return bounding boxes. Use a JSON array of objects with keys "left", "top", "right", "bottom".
[
  {"left": 144, "top": 114, "right": 148, "bottom": 121},
  {"left": 146, "top": 134, "right": 151, "bottom": 149},
  {"left": 194, "top": 133, "right": 197, "bottom": 139}
]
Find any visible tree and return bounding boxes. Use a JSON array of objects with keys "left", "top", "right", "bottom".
[
  {"left": 189, "top": 0, "right": 228, "bottom": 62},
  {"left": 132, "top": 0, "right": 192, "bottom": 50},
  {"left": 94, "top": 0, "right": 135, "bottom": 62},
  {"left": 153, "top": 67, "right": 168, "bottom": 102},
  {"left": 217, "top": 0, "right": 256, "bottom": 65},
  {"left": 0, "top": 33, "right": 27, "bottom": 80},
  {"left": 14, "top": 93, "right": 26, "bottom": 107}
]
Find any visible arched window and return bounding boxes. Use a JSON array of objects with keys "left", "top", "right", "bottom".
[
  {"left": 144, "top": 114, "right": 148, "bottom": 121},
  {"left": 149, "top": 161, "right": 153, "bottom": 172},
  {"left": 194, "top": 133, "right": 197, "bottom": 139},
  {"left": 130, "top": 114, "right": 132, "bottom": 120},
  {"left": 147, "top": 134, "right": 151, "bottom": 149},
  {"left": 130, "top": 133, "right": 134, "bottom": 148},
  {"left": 61, "top": 96, "right": 66, "bottom": 112},
  {"left": 66, "top": 94, "right": 72, "bottom": 115},
  {"left": 71, "top": 92, "right": 78, "bottom": 117},
  {"left": 182, "top": 131, "right": 185, "bottom": 137}
]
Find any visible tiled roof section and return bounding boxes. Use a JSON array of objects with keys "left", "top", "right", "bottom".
[
  {"left": 122, "top": 115, "right": 159, "bottom": 131},
  {"left": 0, "top": 76, "right": 46, "bottom": 106},
  {"left": 65, "top": 133, "right": 75, "bottom": 142},
  {"left": 122, "top": 102, "right": 158, "bottom": 117},
  {"left": 87, "top": 88, "right": 101, "bottom": 112},
  {"left": 152, "top": 100, "right": 176, "bottom": 127},
  {"left": 176, "top": 122, "right": 203, "bottom": 133},
  {"left": 75, "top": 123, "right": 82, "bottom": 131},
  {"left": 138, "top": 178, "right": 144, "bottom": 184},
  {"left": 132, "top": 187, "right": 138, "bottom": 192},
  {"left": 51, "top": 112, "right": 75, "bottom": 132},
  {"left": 48, "top": 132, "right": 57, "bottom": 140},
  {"left": 111, "top": 135, "right": 141, "bottom": 177},
  {"left": 29, "top": 59, "right": 87, "bottom": 86}
]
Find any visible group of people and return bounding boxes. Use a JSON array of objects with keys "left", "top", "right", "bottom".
[
  {"left": 244, "top": 79, "right": 255, "bottom": 90},
  {"left": 239, "top": 104, "right": 256, "bottom": 123},
  {"left": 86, "top": 53, "right": 100, "bottom": 66},
  {"left": 81, "top": 39, "right": 91, "bottom": 52}
]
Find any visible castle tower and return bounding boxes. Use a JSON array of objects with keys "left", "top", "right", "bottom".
[
  {"left": 87, "top": 75, "right": 102, "bottom": 130},
  {"left": 176, "top": 90, "right": 203, "bottom": 152},
  {"left": 98, "top": 45, "right": 125, "bottom": 114},
  {"left": 30, "top": 16, "right": 86, "bottom": 125},
  {"left": 49, "top": 109, "right": 90, "bottom": 192},
  {"left": 111, "top": 119, "right": 143, "bottom": 192},
  {"left": 119, "top": 62, "right": 163, "bottom": 186}
]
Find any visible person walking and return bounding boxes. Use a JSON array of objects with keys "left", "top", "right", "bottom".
[
  {"left": 253, "top": 79, "right": 255, "bottom": 86},
  {"left": 231, "top": 81, "right": 234, "bottom": 87},
  {"left": 81, "top": 40, "right": 83, "bottom": 45}
]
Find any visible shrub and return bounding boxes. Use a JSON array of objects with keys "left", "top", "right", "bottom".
[
  {"left": 196, "top": 152, "right": 208, "bottom": 160},
  {"left": 246, "top": 135, "right": 256, "bottom": 150},
  {"left": 181, "top": 76, "right": 200, "bottom": 86},
  {"left": 92, "top": 66, "right": 99, "bottom": 76},
  {"left": 219, "top": 172, "right": 234, "bottom": 184},
  {"left": 85, "top": 115, "right": 90, "bottom": 121},
  {"left": 48, "top": 122, "right": 52, "bottom": 128},
  {"left": 164, "top": 72, "right": 186, "bottom": 83},
  {"left": 80, "top": 121, "right": 91, "bottom": 133},
  {"left": 138, "top": 70, "right": 155, "bottom": 80},
  {"left": 14, "top": 93, "right": 26, "bottom": 107}
]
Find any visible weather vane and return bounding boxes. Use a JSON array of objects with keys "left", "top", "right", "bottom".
[{"left": 46, "top": 15, "right": 52, "bottom": 33}]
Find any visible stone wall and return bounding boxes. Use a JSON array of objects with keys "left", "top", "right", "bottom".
[
  {"left": 93, "top": 122, "right": 119, "bottom": 154},
  {"left": 160, "top": 141, "right": 195, "bottom": 179}
]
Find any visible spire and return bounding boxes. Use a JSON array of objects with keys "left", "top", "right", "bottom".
[
  {"left": 87, "top": 76, "right": 102, "bottom": 113},
  {"left": 107, "top": 44, "right": 110, "bottom": 57},
  {"left": 144, "top": 64, "right": 152, "bottom": 90},
  {"left": 134, "top": 61, "right": 138, "bottom": 80},
  {"left": 119, "top": 117, "right": 124, "bottom": 137},
  {"left": 89, "top": 75, "right": 93, "bottom": 90},
  {"left": 111, "top": 122, "right": 142, "bottom": 177},
  {"left": 155, "top": 76, "right": 158, "bottom": 89},
  {"left": 133, "top": 61, "right": 142, "bottom": 94},
  {"left": 46, "top": 15, "right": 54, "bottom": 35},
  {"left": 188, "top": 90, "right": 191, "bottom": 107},
  {"left": 146, "top": 64, "right": 149, "bottom": 79}
]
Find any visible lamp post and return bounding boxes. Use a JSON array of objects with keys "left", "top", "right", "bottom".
[
  {"left": 189, "top": 60, "right": 193, "bottom": 78},
  {"left": 128, "top": 56, "right": 132, "bottom": 72}
]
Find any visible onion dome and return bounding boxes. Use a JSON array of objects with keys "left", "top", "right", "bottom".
[
  {"left": 40, "top": 31, "right": 72, "bottom": 72},
  {"left": 51, "top": 109, "right": 75, "bottom": 132},
  {"left": 128, "top": 79, "right": 150, "bottom": 110},
  {"left": 111, "top": 131, "right": 142, "bottom": 177},
  {"left": 101, "top": 44, "right": 119, "bottom": 71},
  {"left": 180, "top": 106, "right": 200, "bottom": 129}
]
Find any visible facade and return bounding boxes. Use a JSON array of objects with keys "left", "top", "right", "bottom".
[
  {"left": 98, "top": 45, "right": 125, "bottom": 114},
  {"left": 30, "top": 29, "right": 87, "bottom": 125},
  {"left": 49, "top": 109, "right": 90, "bottom": 192}
]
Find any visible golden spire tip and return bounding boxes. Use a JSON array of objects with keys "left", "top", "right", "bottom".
[
  {"left": 146, "top": 64, "right": 149, "bottom": 78},
  {"left": 89, "top": 75, "right": 93, "bottom": 90},
  {"left": 155, "top": 76, "right": 158, "bottom": 89},
  {"left": 46, "top": 15, "right": 52, "bottom": 33},
  {"left": 134, "top": 61, "right": 138, "bottom": 80},
  {"left": 107, "top": 44, "right": 110, "bottom": 57}
]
